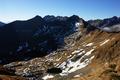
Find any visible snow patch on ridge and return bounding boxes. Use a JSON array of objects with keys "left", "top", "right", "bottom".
[
  {"left": 74, "top": 74, "right": 81, "bottom": 78},
  {"left": 100, "top": 39, "right": 110, "bottom": 46},
  {"left": 75, "top": 22, "right": 83, "bottom": 31},
  {"left": 85, "top": 49, "right": 94, "bottom": 56},
  {"left": 86, "top": 43, "right": 93, "bottom": 47},
  {"left": 58, "top": 49, "right": 94, "bottom": 76},
  {"left": 42, "top": 74, "right": 54, "bottom": 80},
  {"left": 72, "top": 49, "right": 84, "bottom": 54}
]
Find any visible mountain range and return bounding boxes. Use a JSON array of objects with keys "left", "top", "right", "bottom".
[{"left": 0, "top": 15, "right": 120, "bottom": 80}]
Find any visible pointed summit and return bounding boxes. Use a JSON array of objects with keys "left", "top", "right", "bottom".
[
  {"left": 34, "top": 15, "right": 42, "bottom": 19},
  {"left": 28, "top": 15, "right": 43, "bottom": 22}
]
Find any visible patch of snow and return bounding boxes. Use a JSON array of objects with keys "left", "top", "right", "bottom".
[
  {"left": 59, "top": 49, "right": 95, "bottom": 76},
  {"left": 72, "top": 49, "right": 84, "bottom": 54},
  {"left": 74, "top": 74, "right": 81, "bottom": 78},
  {"left": 74, "top": 22, "right": 83, "bottom": 31},
  {"left": 86, "top": 43, "right": 93, "bottom": 47},
  {"left": 89, "top": 56, "right": 95, "bottom": 60},
  {"left": 58, "top": 61, "right": 66, "bottom": 69},
  {"left": 42, "top": 74, "right": 54, "bottom": 80},
  {"left": 85, "top": 49, "right": 94, "bottom": 56},
  {"left": 75, "top": 22, "right": 83, "bottom": 27},
  {"left": 100, "top": 39, "right": 110, "bottom": 46},
  {"left": 77, "top": 50, "right": 85, "bottom": 56},
  {"left": 75, "top": 23, "right": 80, "bottom": 27}
]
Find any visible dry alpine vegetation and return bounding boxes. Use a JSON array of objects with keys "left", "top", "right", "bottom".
[{"left": 0, "top": 16, "right": 120, "bottom": 80}]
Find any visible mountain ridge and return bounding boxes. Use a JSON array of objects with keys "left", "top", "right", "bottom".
[{"left": 0, "top": 15, "right": 84, "bottom": 63}]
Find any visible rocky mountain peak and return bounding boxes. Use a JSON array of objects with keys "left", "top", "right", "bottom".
[
  {"left": 28, "top": 15, "right": 44, "bottom": 23},
  {"left": 33, "top": 15, "right": 42, "bottom": 19}
]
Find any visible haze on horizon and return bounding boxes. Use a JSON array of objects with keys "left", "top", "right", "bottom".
[{"left": 0, "top": 0, "right": 120, "bottom": 23}]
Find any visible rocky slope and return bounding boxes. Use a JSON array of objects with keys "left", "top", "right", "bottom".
[{"left": 0, "top": 16, "right": 120, "bottom": 80}]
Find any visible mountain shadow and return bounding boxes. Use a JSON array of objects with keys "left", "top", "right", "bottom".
[{"left": 0, "top": 15, "right": 84, "bottom": 64}]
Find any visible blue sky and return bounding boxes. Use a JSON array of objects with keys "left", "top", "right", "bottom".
[{"left": 0, "top": 0, "right": 120, "bottom": 22}]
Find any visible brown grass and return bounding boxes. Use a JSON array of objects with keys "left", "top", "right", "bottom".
[{"left": 94, "top": 34, "right": 120, "bottom": 62}]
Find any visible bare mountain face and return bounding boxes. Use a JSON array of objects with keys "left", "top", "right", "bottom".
[{"left": 0, "top": 16, "right": 120, "bottom": 80}]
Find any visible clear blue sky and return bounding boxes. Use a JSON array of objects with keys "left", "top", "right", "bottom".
[{"left": 0, "top": 0, "right": 120, "bottom": 22}]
